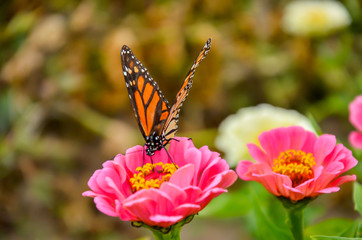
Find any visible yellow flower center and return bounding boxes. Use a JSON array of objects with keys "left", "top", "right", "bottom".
[
  {"left": 308, "top": 9, "right": 328, "bottom": 26},
  {"left": 129, "top": 162, "right": 178, "bottom": 192},
  {"left": 272, "top": 150, "right": 316, "bottom": 187}
]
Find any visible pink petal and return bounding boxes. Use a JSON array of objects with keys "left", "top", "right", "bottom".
[
  {"left": 314, "top": 187, "right": 340, "bottom": 194},
  {"left": 237, "top": 161, "right": 271, "bottom": 181},
  {"left": 168, "top": 137, "right": 194, "bottom": 163},
  {"left": 349, "top": 95, "right": 362, "bottom": 131},
  {"left": 313, "top": 134, "right": 336, "bottom": 166},
  {"left": 300, "top": 130, "right": 318, "bottom": 152},
  {"left": 124, "top": 145, "right": 147, "bottom": 171},
  {"left": 247, "top": 143, "right": 271, "bottom": 166},
  {"left": 258, "top": 128, "right": 285, "bottom": 159},
  {"left": 159, "top": 182, "right": 187, "bottom": 205},
  {"left": 218, "top": 170, "right": 238, "bottom": 188},
  {"left": 123, "top": 197, "right": 157, "bottom": 225},
  {"left": 203, "top": 170, "right": 237, "bottom": 192},
  {"left": 169, "top": 164, "right": 194, "bottom": 188},
  {"left": 149, "top": 215, "right": 184, "bottom": 228},
  {"left": 282, "top": 184, "right": 306, "bottom": 201},
  {"left": 183, "top": 186, "right": 202, "bottom": 203},
  {"left": 328, "top": 175, "right": 356, "bottom": 187},
  {"left": 105, "top": 177, "right": 126, "bottom": 201},
  {"left": 126, "top": 189, "right": 173, "bottom": 215},
  {"left": 294, "top": 178, "right": 316, "bottom": 196},
  {"left": 198, "top": 188, "right": 227, "bottom": 208},
  {"left": 251, "top": 172, "right": 292, "bottom": 197},
  {"left": 288, "top": 126, "right": 309, "bottom": 150},
  {"left": 184, "top": 148, "right": 202, "bottom": 183},
  {"left": 114, "top": 199, "right": 136, "bottom": 221},
  {"left": 82, "top": 190, "right": 96, "bottom": 197},
  {"left": 198, "top": 158, "right": 230, "bottom": 189},
  {"left": 338, "top": 147, "right": 358, "bottom": 171},
  {"left": 94, "top": 196, "right": 118, "bottom": 217},
  {"left": 151, "top": 148, "right": 171, "bottom": 164},
  {"left": 313, "top": 165, "right": 324, "bottom": 179},
  {"left": 87, "top": 169, "right": 106, "bottom": 194},
  {"left": 313, "top": 171, "right": 338, "bottom": 191},
  {"left": 349, "top": 131, "right": 362, "bottom": 149},
  {"left": 322, "top": 144, "right": 357, "bottom": 174},
  {"left": 236, "top": 161, "right": 255, "bottom": 180},
  {"left": 172, "top": 203, "right": 201, "bottom": 216},
  {"left": 199, "top": 146, "right": 214, "bottom": 170},
  {"left": 184, "top": 146, "right": 202, "bottom": 162},
  {"left": 94, "top": 168, "right": 119, "bottom": 195}
]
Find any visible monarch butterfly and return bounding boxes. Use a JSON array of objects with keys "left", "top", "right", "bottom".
[{"left": 120, "top": 38, "right": 211, "bottom": 156}]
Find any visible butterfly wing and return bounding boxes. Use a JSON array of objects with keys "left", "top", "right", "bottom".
[
  {"left": 163, "top": 38, "right": 212, "bottom": 142},
  {"left": 120, "top": 46, "right": 170, "bottom": 140}
]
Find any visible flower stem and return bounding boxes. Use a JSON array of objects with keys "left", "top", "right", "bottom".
[
  {"left": 278, "top": 197, "right": 314, "bottom": 240},
  {"left": 286, "top": 208, "right": 304, "bottom": 240},
  {"left": 133, "top": 215, "right": 194, "bottom": 240},
  {"left": 148, "top": 227, "right": 181, "bottom": 240}
]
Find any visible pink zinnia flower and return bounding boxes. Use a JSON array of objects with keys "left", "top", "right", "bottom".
[
  {"left": 83, "top": 137, "right": 237, "bottom": 228},
  {"left": 349, "top": 95, "right": 362, "bottom": 149},
  {"left": 236, "top": 126, "right": 357, "bottom": 201}
]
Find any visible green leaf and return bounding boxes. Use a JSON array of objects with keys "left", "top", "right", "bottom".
[
  {"left": 310, "top": 236, "right": 359, "bottom": 240},
  {"left": 339, "top": 219, "right": 360, "bottom": 237},
  {"left": 249, "top": 183, "right": 292, "bottom": 240},
  {"left": 305, "top": 218, "right": 354, "bottom": 239},
  {"left": 357, "top": 220, "right": 362, "bottom": 238},
  {"left": 306, "top": 112, "right": 323, "bottom": 136},
  {"left": 200, "top": 183, "right": 252, "bottom": 218},
  {"left": 353, "top": 182, "right": 362, "bottom": 216}
]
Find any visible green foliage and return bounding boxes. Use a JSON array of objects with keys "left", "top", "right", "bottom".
[
  {"left": 200, "top": 183, "right": 252, "bottom": 218},
  {"left": 307, "top": 112, "right": 323, "bottom": 136},
  {"left": 340, "top": 219, "right": 362, "bottom": 238},
  {"left": 249, "top": 183, "right": 292, "bottom": 240},
  {"left": 310, "top": 236, "right": 359, "bottom": 240},
  {"left": 353, "top": 182, "right": 362, "bottom": 216},
  {"left": 306, "top": 218, "right": 355, "bottom": 239},
  {"left": 308, "top": 220, "right": 362, "bottom": 239}
]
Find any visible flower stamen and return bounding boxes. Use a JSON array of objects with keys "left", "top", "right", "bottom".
[
  {"left": 130, "top": 163, "right": 178, "bottom": 192},
  {"left": 272, "top": 150, "right": 316, "bottom": 187}
]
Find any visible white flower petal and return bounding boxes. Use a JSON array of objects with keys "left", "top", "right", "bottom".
[{"left": 282, "top": 0, "right": 351, "bottom": 37}]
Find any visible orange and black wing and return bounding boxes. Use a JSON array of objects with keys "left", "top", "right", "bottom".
[
  {"left": 120, "top": 46, "right": 170, "bottom": 140},
  {"left": 163, "top": 38, "right": 212, "bottom": 142}
]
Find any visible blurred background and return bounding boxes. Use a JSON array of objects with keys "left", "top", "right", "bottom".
[{"left": 1, "top": 0, "right": 361, "bottom": 239}]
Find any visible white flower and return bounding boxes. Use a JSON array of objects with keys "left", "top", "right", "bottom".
[
  {"left": 215, "top": 104, "right": 315, "bottom": 166},
  {"left": 282, "top": 0, "right": 351, "bottom": 37}
]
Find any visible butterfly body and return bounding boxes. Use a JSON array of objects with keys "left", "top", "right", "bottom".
[{"left": 121, "top": 39, "right": 211, "bottom": 156}]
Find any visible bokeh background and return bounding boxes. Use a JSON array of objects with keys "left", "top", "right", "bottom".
[{"left": 1, "top": 0, "right": 362, "bottom": 239}]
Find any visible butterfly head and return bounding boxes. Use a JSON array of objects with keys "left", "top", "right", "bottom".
[{"left": 145, "top": 133, "right": 166, "bottom": 156}]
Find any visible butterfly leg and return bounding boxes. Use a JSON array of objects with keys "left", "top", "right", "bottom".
[
  {"left": 162, "top": 146, "right": 178, "bottom": 169},
  {"left": 143, "top": 144, "right": 147, "bottom": 166},
  {"left": 172, "top": 138, "right": 193, "bottom": 142}
]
